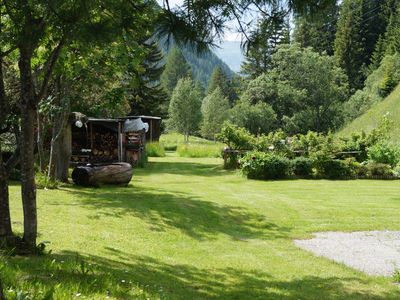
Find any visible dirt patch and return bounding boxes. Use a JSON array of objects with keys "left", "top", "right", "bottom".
[{"left": 295, "top": 231, "right": 400, "bottom": 276}]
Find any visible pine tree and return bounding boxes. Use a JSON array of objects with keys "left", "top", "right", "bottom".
[
  {"left": 201, "top": 87, "right": 230, "bottom": 139},
  {"left": 334, "top": 0, "right": 395, "bottom": 91},
  {"left": 160, "top": 47, "right": 192, "bottom": 95},
  {"left": 371, "top": 2, "right": 400, "bottom": 67},
  {"left": 241, "top": 8, "right": 290, "bottom": 79},
  {"left": 293, "top": 1, "right": 339, "bottom": 55},
  {"left": 207, "top": 66, "right": 235, "bottom": 103},
  {"left": 129, "top": 41, "right": 169, "bottom": 117},
  {"left": 168, "top": 78, "right": 202, "bottom": 142}
]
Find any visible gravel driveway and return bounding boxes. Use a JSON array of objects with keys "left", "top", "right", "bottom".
[{"left": 294, "top": 231, "right": 400, "bottom": 276}]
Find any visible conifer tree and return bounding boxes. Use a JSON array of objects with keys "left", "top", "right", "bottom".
[
  {"left": 161, "top": 47, "right": 191, "bottom": 95},
  {"left": 293, "top": 1, "right": 339, "bottom": 55},
  {"left": 130, "top": 41, "right": 169, "bottom": 117},
  {"left": 207, "top": 66, "right": 235, "bottom": 103},
  {"left": 241, "top": 8, "right": 290, "bottom": 79},
  {"left": 334, "top": 0, "right": 395, "bottom": 91}
]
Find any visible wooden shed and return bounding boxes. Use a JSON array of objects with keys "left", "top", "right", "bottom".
[
  {"left": 122, "top": 115, "right": 162, "bottom": 142},
  {"left": 70, "top": 115, "right": 161, "bottom": 166}
]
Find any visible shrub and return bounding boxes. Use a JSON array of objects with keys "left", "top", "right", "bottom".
[
  {"left": 393, "top": 164, "right": 400, "bottom": 178},
  {"left": 314, "top": 159, "right": 353, "bottom": 179},
  {"left": 241, "top": 152, "right": 290, "bottom": 180},
  {"left": 177, "top": 144, "right": 222, "bottom": 158},
  {"left": 347, "top": 160, "right": 369, "bottom": 177},
  {"left": 146, "top": 142, "right": 166, "bottom": 157},
  {"left": 223, "top": 151, "right": 241, "bottom": 169},
  {"left": 216, "top": 122, "right": 255, "bottom": 150},
  {"left": 291, "top": 157, "right": 314, "bottom": 177},
  {"left": 367, "top": 142, "right": 399, "bottom": 167},
  {"left": 367, "top": 162, "right": 393, "bottom": 177}
]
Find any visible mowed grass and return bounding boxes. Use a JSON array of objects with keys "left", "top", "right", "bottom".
[
  {"left": 3, "top": 154, "right": 400, "bottom": 299},
  {"left": 160, "top": 132, "right": 224, "bottom": 158}
]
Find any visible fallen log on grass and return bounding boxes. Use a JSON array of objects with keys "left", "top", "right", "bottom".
[{"left": 72, "top": 163, "right": 133, "bottom": 187}]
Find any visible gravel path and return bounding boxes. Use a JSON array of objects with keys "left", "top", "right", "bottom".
[{"left": 294, "top": 231, "right": 400, "bottom": 276}]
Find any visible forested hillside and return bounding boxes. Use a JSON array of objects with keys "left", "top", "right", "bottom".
[{"left": 160, "top": 41, "right": 234, "bottom": 87}]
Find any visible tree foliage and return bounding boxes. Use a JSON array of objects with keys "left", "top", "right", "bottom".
[
  {"left": 293, "top": 1, "right": 339, "bottom": 55},
  {"left": 168, "top": 78, "right": 202, "bottom": 142},
  {"left": 161, "top": 47, "right": 191, "bottom": 95},
  {"left": 207, "top": 66, "right": 236, "bottom": 102},
  {"left": 241, "top": 5, "right": 290, "bottom": 78},
  {"left": 201, "top": 88, "right": 230, "bottom": 139},
  {"left": 334, "top": 0, "right": 395, "bottom": 91}
]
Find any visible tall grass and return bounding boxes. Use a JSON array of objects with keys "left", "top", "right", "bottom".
[
  {"left": 177, "top": 144, "right": 222, "bottom": 158},
  {"left": 145, "top": 142, "right": 166, "bottom": 157}
]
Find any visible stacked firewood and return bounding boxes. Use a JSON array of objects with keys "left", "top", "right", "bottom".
[{"left": 92, "top": 132, "right": 118, "bottom": 162}]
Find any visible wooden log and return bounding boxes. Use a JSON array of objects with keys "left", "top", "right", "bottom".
[{"left": 72, "top": 163, "right": 133, "bottom": 187}]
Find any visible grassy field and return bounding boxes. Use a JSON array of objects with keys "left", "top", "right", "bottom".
[
  {"left": 3, "top": 153, "right": 400, "bottom": 299},
  {"left": 339, "top": 83, "right": 400, "bottom": 143},
  {"left": 159, "top": 132, "right": 224, "bottom": 158}
]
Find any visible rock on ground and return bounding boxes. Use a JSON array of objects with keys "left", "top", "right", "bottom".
[{"left": 294, "top": 231, "right": 400, "bottom": 276}]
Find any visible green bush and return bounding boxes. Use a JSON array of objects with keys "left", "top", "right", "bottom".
[
  {"left": 367, "top": 162, "right": 393, "bottom": 177},
  {"left": 314, "top": 159, "right": 353, "bottom": 179},
  {"left": 291, "top": 157, "right": 314, "bottom": 177},
  {"left": 241, "top": 152, "right": 290, "bottom": 180},
  {"left": 146, "top": 142, "right": 166, "bottom": 157},
  {"left": 216, "top": 122, "right": 255, "bottom": 150},
  {"left": 177, "top": 144, "right": 222, "bottom": 158},
  {"left": 367, "top": 142, "right": 399, "bottom": 167}
]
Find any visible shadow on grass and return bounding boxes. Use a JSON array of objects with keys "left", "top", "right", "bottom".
[
  {"left": 2, "top": 250, "right": 399, "bottom": 300},
  {"left": 60, "top": 185, "right": 290, "bottom": 241}
]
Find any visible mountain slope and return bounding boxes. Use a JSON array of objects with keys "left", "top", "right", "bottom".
[
  {"left": 160, "top": 41, "right": 234, "bottom": 88},
  {"left": 213, "top": 41, "right": 244, "bottom": 73},
  {"left": 339, "top": 83, "right": 400, "bottom": 142}
]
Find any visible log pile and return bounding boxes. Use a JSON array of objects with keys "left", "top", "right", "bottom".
[
  {"left": 92, "top": 132, "right": 118, "bottom": 162},
  {"left": 72, "top": 163, "right": 133, "bottom": 187}
]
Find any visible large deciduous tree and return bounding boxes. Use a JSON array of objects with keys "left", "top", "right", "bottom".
[
  {"left": 0, "top": 0, "right": 155, "bottom": 251},
  {"left": 201, "top": 87, "right": 230, "bottom": 139}
]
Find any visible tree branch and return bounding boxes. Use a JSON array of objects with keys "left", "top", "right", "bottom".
[{"left": 36, "top": 37, "right": 66, "bottom": 102}]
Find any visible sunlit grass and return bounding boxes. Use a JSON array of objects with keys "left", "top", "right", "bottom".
[
  {"left": 160, "top": 132, "right": 225, "bottom": 158},
  {"left": 146, "top": 142, "right": 166, "bottom": 157},
  {"left": 3, "top": 156, "right": 400, "bottom": 299}
]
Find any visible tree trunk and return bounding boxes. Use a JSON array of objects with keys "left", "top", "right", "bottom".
[
  {"left": 36, "top": 111, "right": 45, "bottom": 172},
  {"left": 72, "top": 163, "right": 133, "bottom": 187},
  {"left": 55, "top": 122, "right": 71, "bottom": 182},
  {"left": 0, "top": 152, "right": 12, "bottom": 244},
  {"left": 0, "top": 54, "right": 13, "bottom": 246},
  {"left": 0, "top": 277, "right": 4, "bottom": 300},
  {"left": 19, "top": 48, "right": 38, "bottom": 249}
]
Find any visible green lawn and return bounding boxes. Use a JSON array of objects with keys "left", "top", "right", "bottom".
[{"left": 3, "top": 154, "right": 400, "bottom": 299}]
